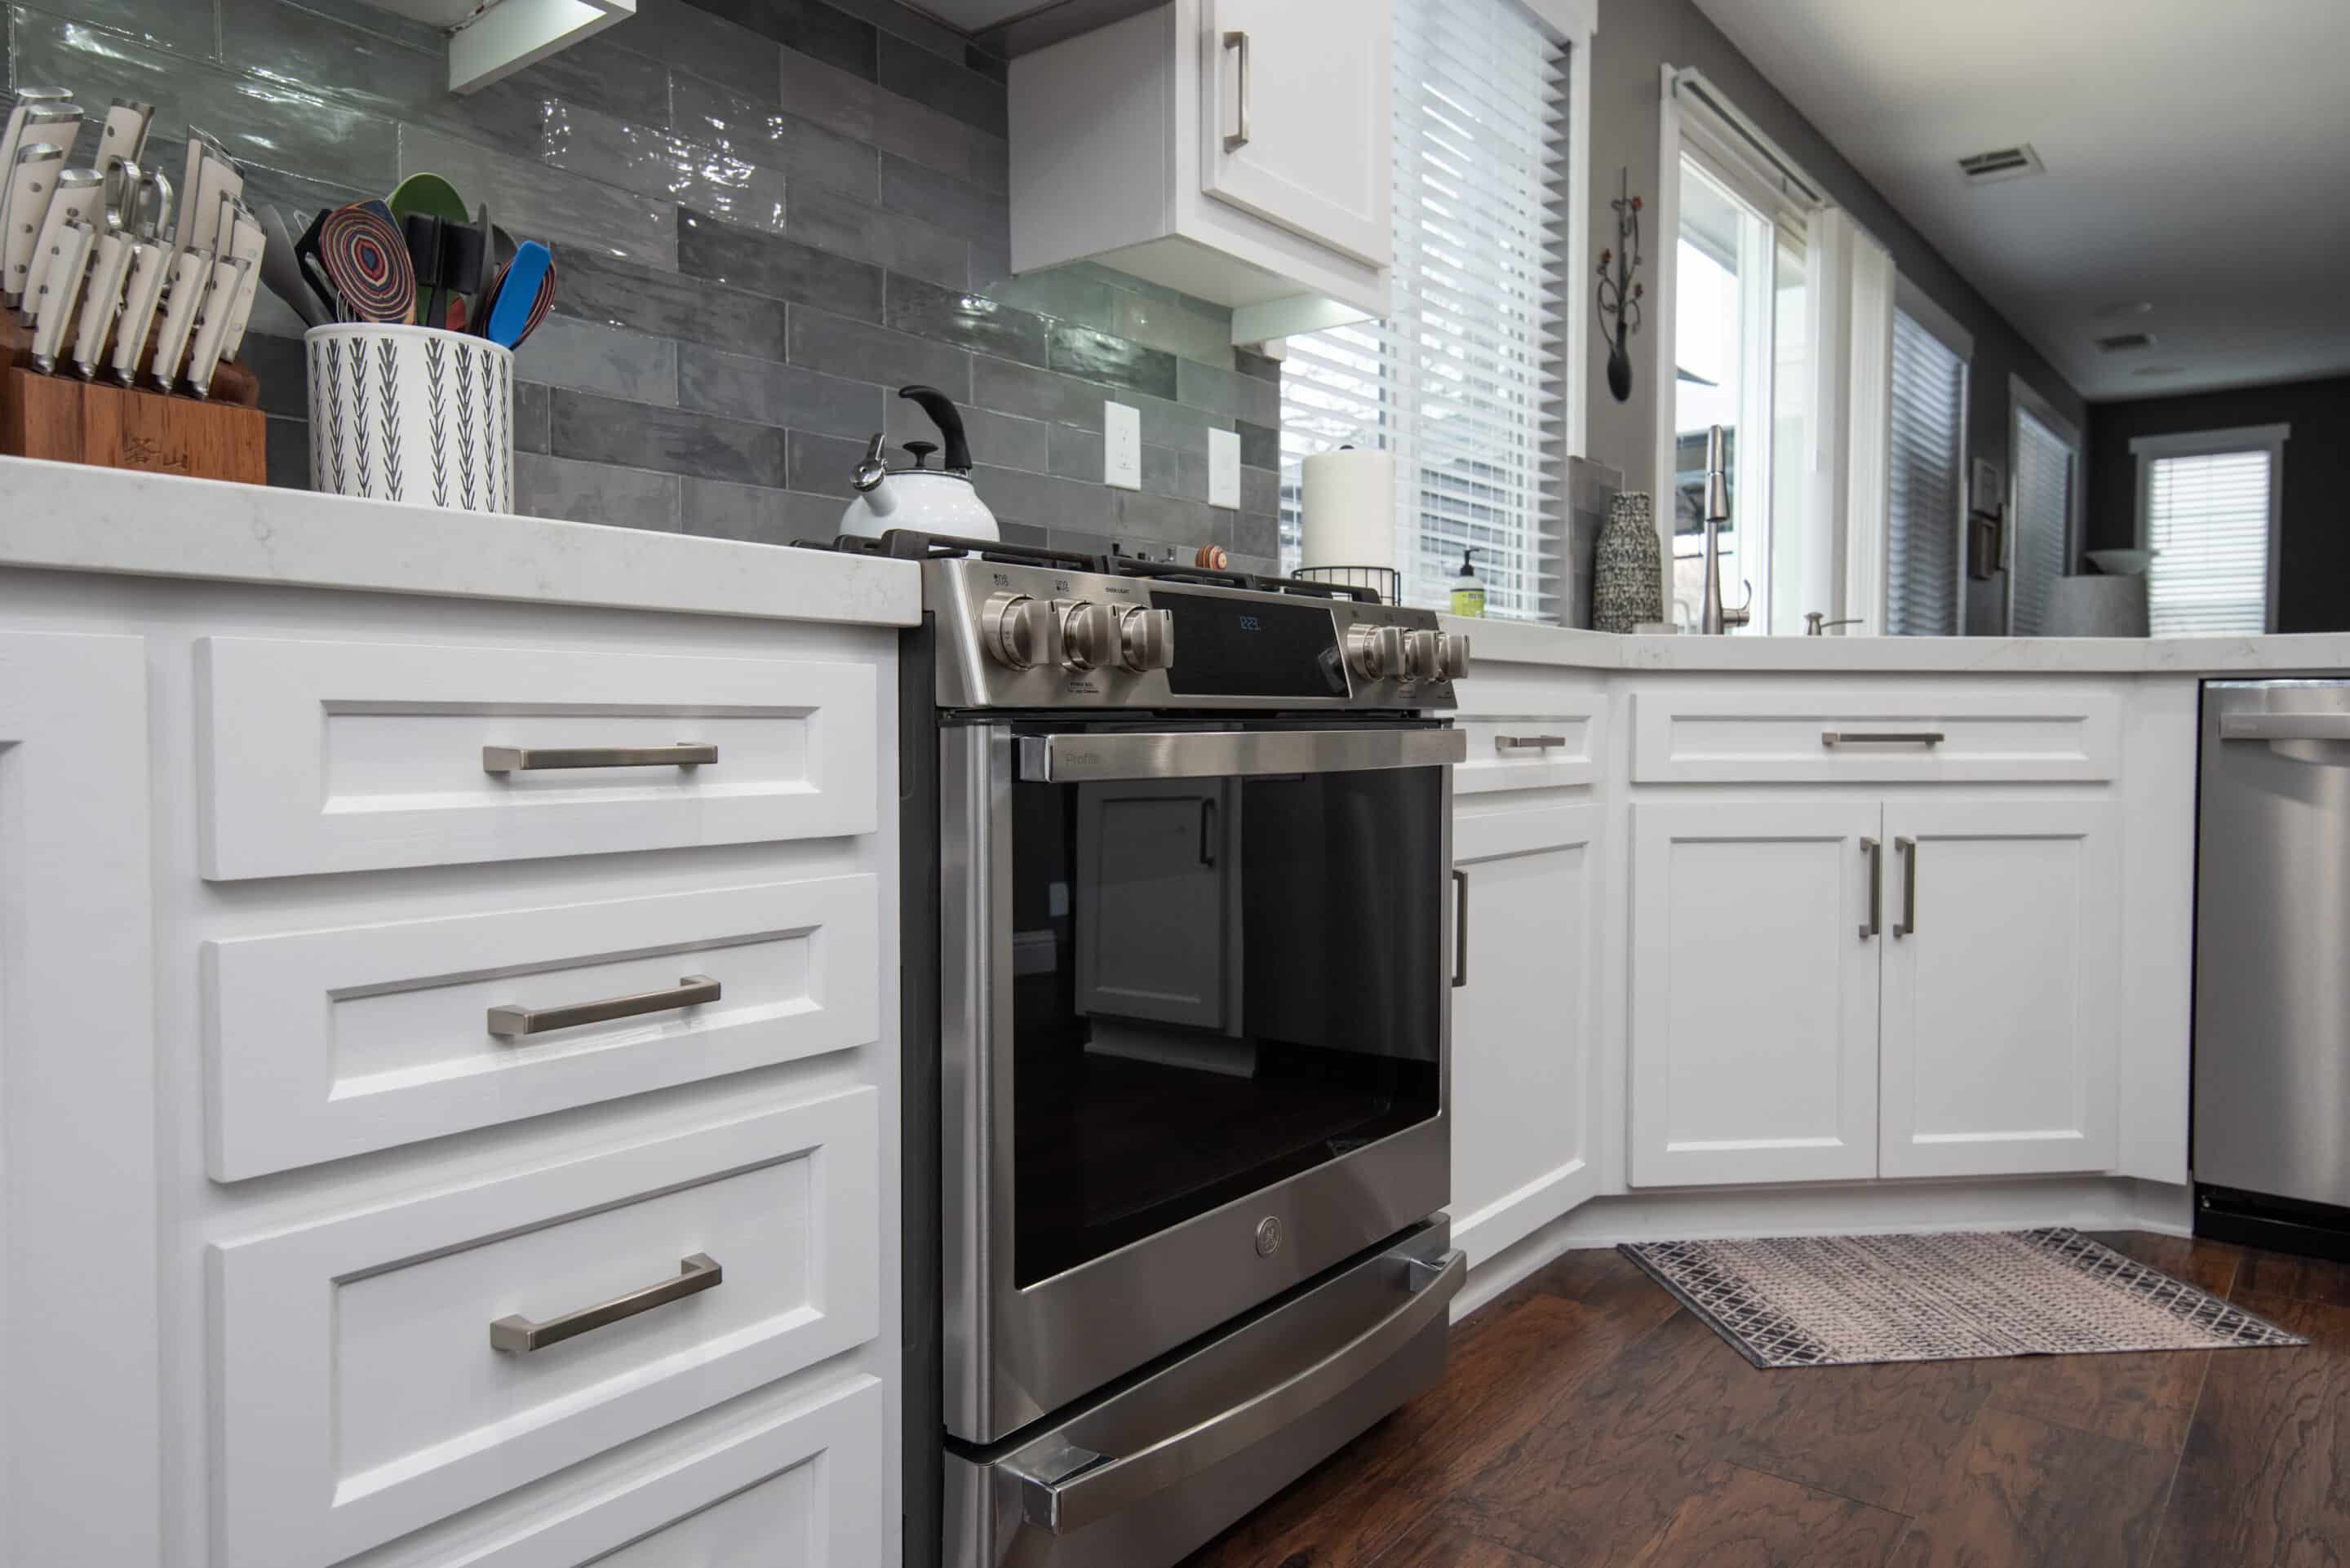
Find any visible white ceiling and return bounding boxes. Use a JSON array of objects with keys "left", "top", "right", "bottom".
[{"left": 1691, "top": 0, "right": 2350, "bottom": 401}]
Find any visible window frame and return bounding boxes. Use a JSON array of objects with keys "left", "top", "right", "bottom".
[
  {"left": 2004, "top": 375, "right": 2083, "bottom": 636},
  {"left": 1883, "top": 274, "right": 1972, "bottom": 637},
  {"left": 2131, "top": 423, "right": 2290, "bottom": 636}
]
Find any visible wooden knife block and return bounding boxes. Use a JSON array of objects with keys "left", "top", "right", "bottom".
[{"left": 0, "top": 317, "right": 267, "bottom": 485}]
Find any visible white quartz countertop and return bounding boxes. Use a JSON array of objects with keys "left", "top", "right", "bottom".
[
  {"left": 1443, "top": 613, "right": 2350, "bottom": 675},
  {"left": 0, "top": 458, "right": 921, "bottom": 626}
]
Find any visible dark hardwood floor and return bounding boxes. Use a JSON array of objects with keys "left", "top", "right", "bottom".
[{"left": 1180, "top": 1231, "right": 2350, "bottom": 1568}]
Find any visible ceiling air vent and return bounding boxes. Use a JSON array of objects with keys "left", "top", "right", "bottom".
[
  {"left": 2095, "top": 331, "right": 2158, "bottom": 352},
  {"left": 1958, "top": 144, "right": 2045, "bottom": 184}
]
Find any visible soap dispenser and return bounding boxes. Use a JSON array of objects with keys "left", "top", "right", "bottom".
[{"left": 1450, "top": 547, "right": 1487, "bottom": 618}]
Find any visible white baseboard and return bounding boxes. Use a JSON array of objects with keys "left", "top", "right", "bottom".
[{"left": 1450, "top": 1176, "right": 2199, "bottom": 1322}]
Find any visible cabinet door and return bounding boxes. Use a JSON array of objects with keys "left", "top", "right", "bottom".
[
  {"left": 0, "top": 631, "right": 160, "bottom": 1566},
  {"left": 1075, "top": 779, "right": 1233, "bottom": 1029},
  {"left": 1879, "top": 800, "right": 2120, "bottom": 1177},
  {"left": 1448, "top": 804, "right": 1601, "bottom": 1265},
  {"left": 1200, "top": 0, "right": 1392, "bottom": 267},
  {"left": 1629, "top": 800, "right": 1883, "bottom": 1186}
]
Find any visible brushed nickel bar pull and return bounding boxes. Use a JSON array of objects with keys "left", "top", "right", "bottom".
[
  {"left": 482, "top": 742, "right": 717, "bottom": 772},
  {"left": 1860, "top": 836, "right": 1882, "bottom": 941},
  {"left": 1821, "top": 731, "right": 1944, "bottom": 748},
  {"left": 1895, "top": 837, "right": 1918, "bottom": 937},
  {"left": 487, "top": 975, "right": 720, "bottom": 1039},
  {"left": 1452, "top": 868, "right": 1470, "bottom": 989},
  {"left": 490, "top": 1253, "right": 722, "bottom": 1353},
  {"left": 1494, "top": 734, "right": 1568, "bottom": 751},
  {"left": 1223, "top": 30, "right": 1252, "bottom": 150}
]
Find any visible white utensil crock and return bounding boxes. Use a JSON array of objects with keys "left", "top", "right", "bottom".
[{"left": 306, "top": 325, "right": 515, "bottom": 512}]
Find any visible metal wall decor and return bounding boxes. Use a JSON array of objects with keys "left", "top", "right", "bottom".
[{"left": 1597, "top": 168, "right": 1645, "bottom": 403}]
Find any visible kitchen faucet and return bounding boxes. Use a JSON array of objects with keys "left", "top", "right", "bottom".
[{"left": 1700, "top": 424, "right": 1752, "bottom": 636}]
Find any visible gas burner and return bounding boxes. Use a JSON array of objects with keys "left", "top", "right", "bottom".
[{"left": 796, "top": 530, "right": 1383, "bottom": 604}]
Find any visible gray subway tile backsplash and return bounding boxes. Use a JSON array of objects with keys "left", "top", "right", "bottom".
[{"left": 36, "top": 0, "right": 1274, "bottom": 550}]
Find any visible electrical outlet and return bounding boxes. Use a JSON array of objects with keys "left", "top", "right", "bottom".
[
  {"left": 1208, "top": 427, "right": 1241, "bottom": 509},
  {"left": 1104, "top": 401, "right": 1142, "bottom": 490}
]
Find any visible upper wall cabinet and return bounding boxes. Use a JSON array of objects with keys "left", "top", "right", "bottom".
[{"left": 1009, "top": 0, "right": 1393, "bottom": 343}]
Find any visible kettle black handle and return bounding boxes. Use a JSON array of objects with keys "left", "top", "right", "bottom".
[{"left": 898, "top": 384, "right": 971, "bottom": 472}]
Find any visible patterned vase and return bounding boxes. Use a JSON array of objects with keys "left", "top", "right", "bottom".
[{"left": 1593, "top": 491, "right": 1663, "bottom": 633}]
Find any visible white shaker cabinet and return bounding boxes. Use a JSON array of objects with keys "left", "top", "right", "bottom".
[
  {"left": 1010, "top": 0, "right": 1391, "bottom": 340},
  {"left": 1448, "top": 803, "right": 1603, "bottom": 1265},
  {"left": 1878, "top": 800, "right": 2120, "bottom": 1179},
  {"left": 1627, "top": 801, "right": 1884, "bottom": 1188}
]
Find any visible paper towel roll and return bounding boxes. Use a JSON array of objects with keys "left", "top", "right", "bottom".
[{"left": 1300, "top": 447, "right": 1396, "bottom": 569}]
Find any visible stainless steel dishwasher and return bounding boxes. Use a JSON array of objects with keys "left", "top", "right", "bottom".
[{"left": 2195, "top": 678, "right": 2350, "bottom": 1258}]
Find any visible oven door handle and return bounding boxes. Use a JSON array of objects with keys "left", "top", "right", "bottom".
[
  {"left": 1016, "top": 727, "right": 1466, "bottom": 783},
  {"left": 999, "top": 1244, "right": 1466, "bottom": 1535}
]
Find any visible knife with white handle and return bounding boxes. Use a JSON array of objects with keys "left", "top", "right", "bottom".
[
  {"left": 184, "top": 254, "right": 249, "bottom": 396},
  {"left": 215, "top": 209, "right": 267, "bottom": 361},
  {"left": 0, "top": 89, "right": 71, "bottom": 190},
  {"left": 184, "top": 149, "right": 242, "bottom": 255},
  {"left": 147, "top": 245, "right": 212, "bottom": 392},
  {"left": 0, "top": 141, "right": 65, "bottom": 307},
  {"left": 97, "top": 100, "right": 155, "bottom": 169},
  {"left": 30, "top": 219, "right": 95, "bottom": 374},
  {"left": 109, "top": 237, "right": 169, "bottom": 385},
  {"left": 22, "top": 166, "right": 100, "bottom": 324},
  {"left": 72, "top": 226, "right": 135, "bottom": 379}
]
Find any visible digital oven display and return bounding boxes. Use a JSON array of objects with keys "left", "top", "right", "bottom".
[{"left": 1160, "top": 596, "right": 1346, "bottom": 697}]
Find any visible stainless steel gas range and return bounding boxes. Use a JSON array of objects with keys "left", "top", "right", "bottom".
[{"left": 829, "top": 532, "right": 1471, "bottom": 1568}]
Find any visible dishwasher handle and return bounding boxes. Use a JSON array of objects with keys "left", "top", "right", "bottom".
[{"left": 2220, "top": 713, "right": 2350, "bottom": 743}]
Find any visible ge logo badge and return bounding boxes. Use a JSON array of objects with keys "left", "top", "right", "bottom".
[{"left": 1254, "top": 1216, "right": 1284, "bottom": 1257}]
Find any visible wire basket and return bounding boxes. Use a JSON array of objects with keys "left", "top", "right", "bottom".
[{"left": 1292, "top": 565, "right": 1401, "bottom": 604}]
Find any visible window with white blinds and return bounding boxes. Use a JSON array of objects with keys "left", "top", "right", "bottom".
[
  {"left": 1278, "top": 0, "right": 1566, "bottom": 620},
  {"left": 2136, "top": 430, "right": 2286, "bottom": 636},
  {"left": 2009, "top": 401, "right": 2078, "bottom": 636},
  {"left": 1885, "top": 308, "right": 1965, "bottom": 636}
]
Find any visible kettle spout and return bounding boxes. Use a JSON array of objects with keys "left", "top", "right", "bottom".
[{"left": 852, "top": 434, "right": 897, "bottom": 517}]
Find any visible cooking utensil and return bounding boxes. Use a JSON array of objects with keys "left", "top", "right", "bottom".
[
  {"left": 0, "top": 90, "right": 72, "bottom": 193},
  {"left": 388, "top": 172, "right": 468, "bottom": 224},
  {"left": 22, "top": 166, "right": 101, "bottom": 325},
  {"left": 184, "top": 146, "right": 242, "bottom": 254},
  {"left": 109, "top": 238, "right": 168, "bottom": 384},
  {"left": 313, "top": 202, "right": 414, "bottom": 323},
  {"left": 147, "top": 244, "right": 212, "bottom": 391},
  {"left": 29, "top": 219, "right": 95, "bottom": 374},
  {"left": 70, "top": 225, "right": 135, "bottom": 379},
  {"left": 0, "top": 143, "right": 66, "bottom": 307},
  {"left": 184, "top": 254, "right": 250, "bottom": 397},
  {"left": 256, "top": 205, "right": 325, "bottom": 329},
  {"left": 402, "top": 211, "right": 444, "bottom": 329},
  {"left": 467, "top": 202, "right": 511, "bottom": 329},
  {"left": 216, "top": 209, "right": 266, "bottom": 362},
  {"left": 97, "top": 100, "right": 155, "bottom": 169},
  {"left": 480, "top": 239, "right": 552, "bottom": 347}
]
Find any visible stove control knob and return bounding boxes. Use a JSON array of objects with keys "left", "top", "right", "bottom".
[
  {"left": 982, "top": 592, "right": 1049, "bottom": 669},
  {"left": 1403, "top": 629, "right": 1443, "bottom": 683},
  {"left": 1345, "top": 623, "right": 1403, "bottom": 681},
  {"left": 1058, "top": 599, "right": 1117, "bottom": 671},
  {"left": 1116, "top": 605, "right": 1175, "bottom": 672},
  {"left": 1439, "top": 632, "right": 1470, "bottom": 680}
]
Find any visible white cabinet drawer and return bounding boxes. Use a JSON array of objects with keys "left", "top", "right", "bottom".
[
  {"left": 204, "top": 875, "right": 881, "bottom": 1180},
  {"left": 197, "top": 636, "right": 880, "bottom": 880},
  {"left": 1455, "top": 705, "right": 1605, "bottom": 795},
  {"left": 1630, "top": 687, "right": 2119, "bottom": 783},
  {"left": 212, "top": 1091, "right": 881, "bottom": 1568}
]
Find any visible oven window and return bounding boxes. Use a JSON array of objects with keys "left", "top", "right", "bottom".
[{"left": 1009, "top": 748, "right": 1444, "bottom": 1287}]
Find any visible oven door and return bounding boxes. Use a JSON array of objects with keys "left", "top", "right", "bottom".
[{"left": 942, "top": 719, "right": 1461, "bottom": 1443}]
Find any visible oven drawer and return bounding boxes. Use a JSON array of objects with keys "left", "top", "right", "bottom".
[
  {"left": 1456, "top": 706, "right": 1604, "bottom": 794},
  {"left": 1630, "top": 685, "right": 2120, "bottom": 783},
  {"left": 947, "top": 1224, "right": 1461, "bottom": 1568},
  {"left": 203, "top": 874, "right": 880, "bottom": 1180},
  {"left": 211, "top": 1090, "right": 880, "bottom": 1568},
  {"left": 197, "top": 636, "right": 880, "bottom": 879}
]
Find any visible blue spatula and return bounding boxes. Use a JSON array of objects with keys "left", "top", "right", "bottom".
[{"left": 481, "top": 241, "right": 551, "bottom": 348}]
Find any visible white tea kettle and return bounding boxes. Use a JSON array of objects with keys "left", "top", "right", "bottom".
[{"left": 839, "top": 384, "right": 999, "bottom": 542}]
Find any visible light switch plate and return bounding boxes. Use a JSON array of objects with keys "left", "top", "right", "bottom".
[
  {"left": 1208, "top": 427, "right": 1241, "bottom": 509},
  {"left": 1104, "top": 401, "right": 1141, "bottom": 490}
]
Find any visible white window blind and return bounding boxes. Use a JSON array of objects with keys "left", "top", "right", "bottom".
[
  {"left": 2145, "top": 450, "right": 2275, "bottom": 636},
  {"left": 2010, "top": 405, "right": 2075, "bottom": 636},
  {"left": 1279, "top": 0, "right": 1565, "bottom": 620},
  {"left": 1884, "top": 308, "right": 1963, "bottom": 636}
]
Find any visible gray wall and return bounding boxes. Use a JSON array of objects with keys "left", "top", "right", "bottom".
[
  {"left": 3, "top": 0, "right": 1282, "bottom": 569},
  {"left": 1581, "top": 0, "right": 2085, "bottom": 632}
]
